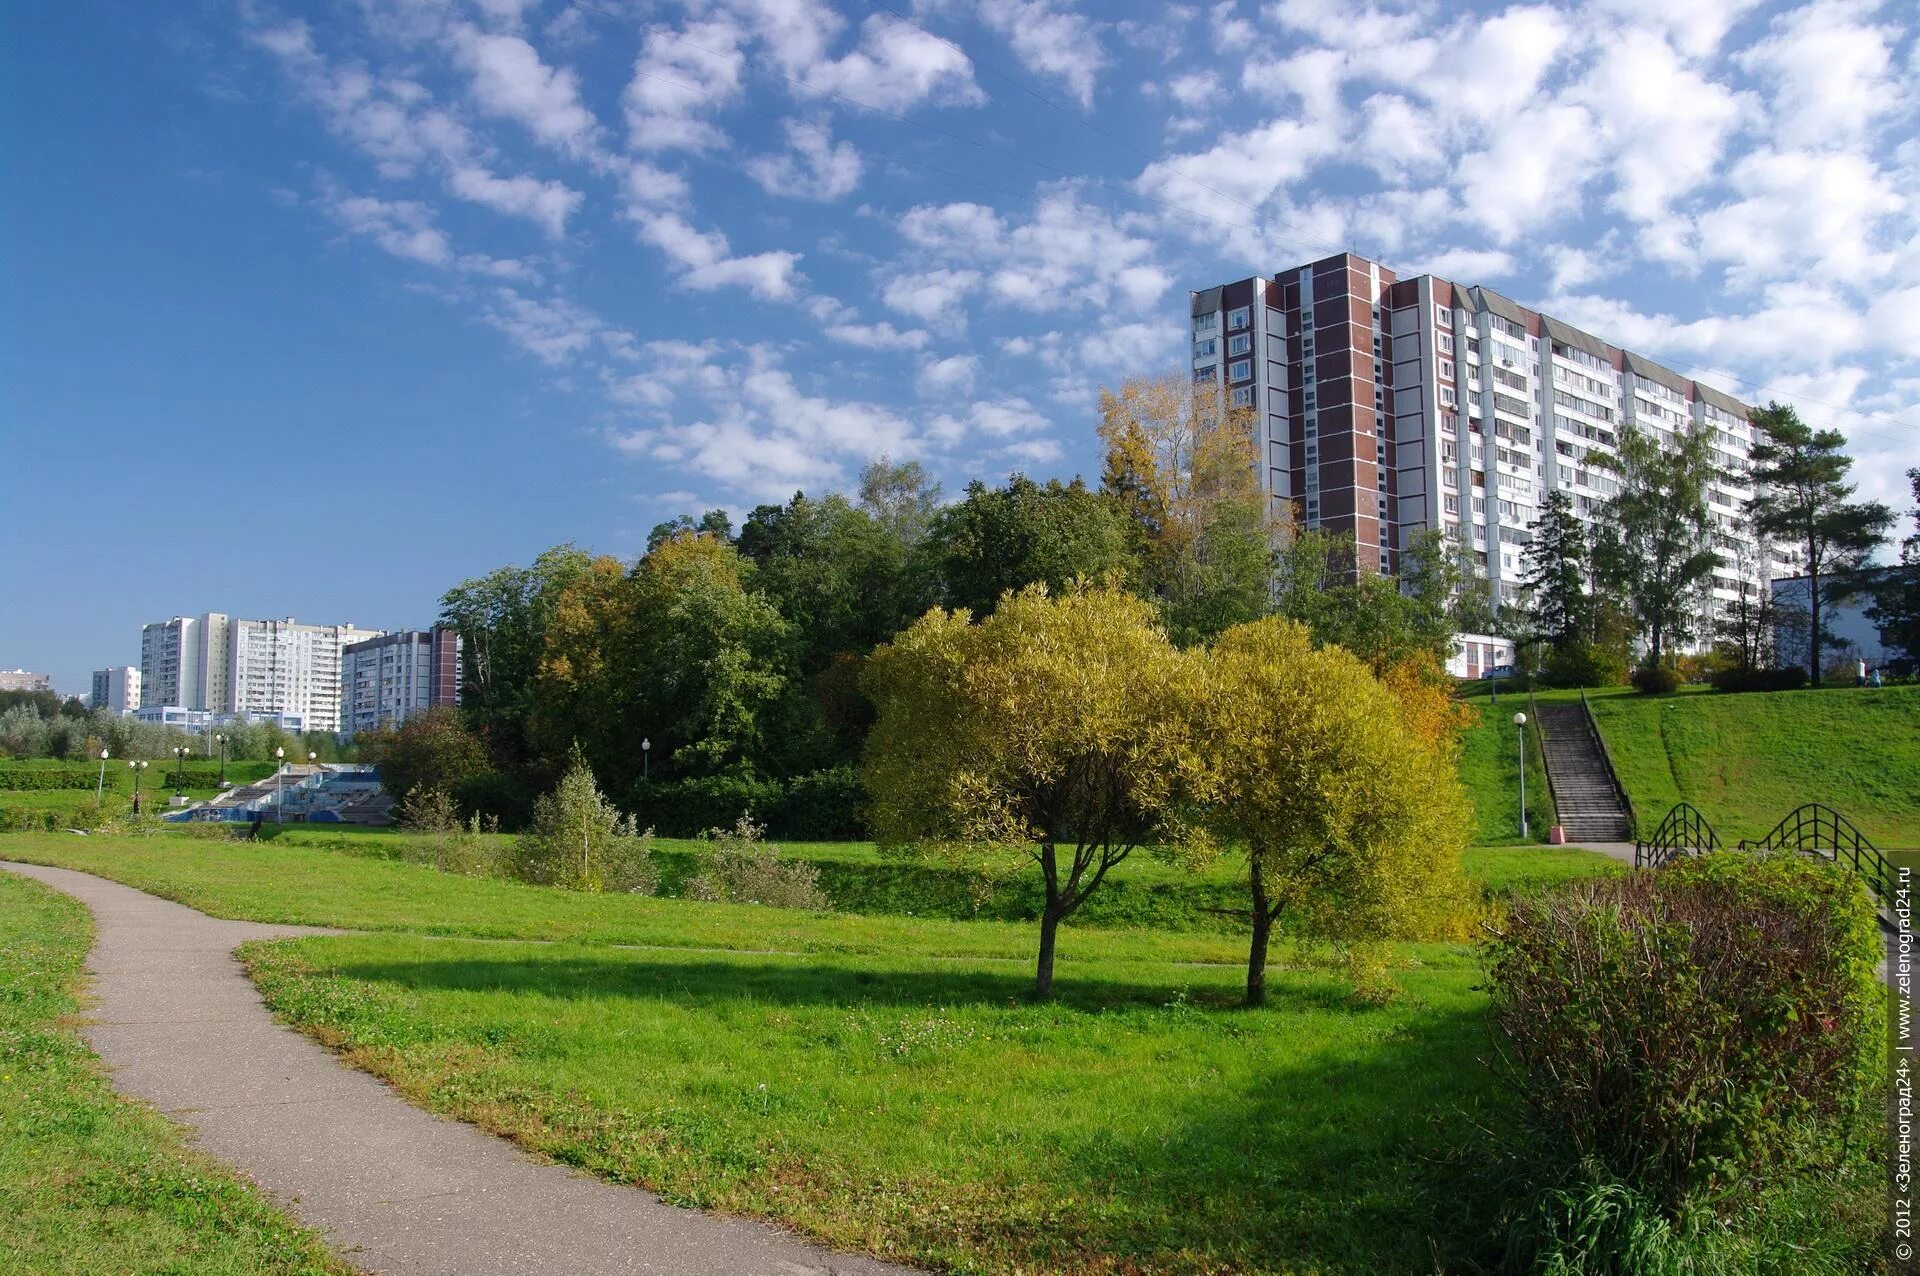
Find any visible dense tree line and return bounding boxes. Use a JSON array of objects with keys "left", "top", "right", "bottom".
[
  {"left": 418, "top": 376, "right": 1474, "bottom": 829},
  {"left": 1515, "top": 403, "right": 1905, "bottom": 687}
]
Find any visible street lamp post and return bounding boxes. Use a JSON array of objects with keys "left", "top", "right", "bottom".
[
  {"left": 1513, "top": 711, "right": 1529, "bottom": 842},
  {"left": 274, "top": 746, "right": 286, "bottom": 823},
  {"left": 129, "top": 760, "right": 149, "bottom": 814},
  {"left": 173, "top": 746, "right": 190, "bottom": 797},
  {"left": 95, "top": 749, "right": 110, "bottom": 803},
  {"left": 641, "top": 737, "right": 651, "bottom": 780},
  {"left": 214, "top": 733, "right": 228, "bottom": 787}
]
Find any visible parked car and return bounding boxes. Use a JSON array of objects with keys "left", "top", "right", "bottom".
[{"left": 1482, "top": 664, "right": 1518, "bottom": 681}]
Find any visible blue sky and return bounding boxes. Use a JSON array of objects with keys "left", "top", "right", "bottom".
[{"left": 4, "top": 0, "right": 1918, "bottom": 694}]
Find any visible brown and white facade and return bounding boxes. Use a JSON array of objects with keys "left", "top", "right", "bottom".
[{"left": 1191, "top": 253, "right": 1796, "bottom": 624}]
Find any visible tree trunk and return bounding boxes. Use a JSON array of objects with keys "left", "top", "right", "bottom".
[
  {"left": 1033, "top": 842, "right": 1061, "bottom": 1000},
  {"left": 1035, "top": 901, "right": 1060, "bottom": 1000},
  {"left": 1245, "top": 856, "right": 1273, "bottom": 1008},
  {"left": 1809, "top": 564, "right": 1823, "bottom": 685}
]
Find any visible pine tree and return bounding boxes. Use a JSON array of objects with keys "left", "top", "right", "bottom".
[
  {"left": 1519, "top": 490, "right": 1590, "bottom": 648},
  {"left": 1598, "top": 422, "right": 1719, "bottom": 666},
  {"left": 1748, "top": 403, "right": 1894, "bottom": 684}
]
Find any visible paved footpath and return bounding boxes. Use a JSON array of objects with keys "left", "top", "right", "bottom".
[{"left": 1, "top": 860, "right": 919, "bottom": 1276}]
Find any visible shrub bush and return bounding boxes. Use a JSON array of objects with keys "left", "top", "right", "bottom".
[
  {"left": 505, "top": 756, "right": 656, "bottom": 893},
  {"left": 395, "top": 785, "right": 458, "bottom": 834},
  {"left": 1538, "top": 641, "right": 1628, "bottom": 689},
  {"left": 683, "top": 816, "right": 829, "bottom": 910},
  {"left": 454, "top": 769, "right": 535, "bottom": 830},
  {"left": 1709, "top": 665, "right": 1810, "bottom": 693},
  {"left": 1484, "top": 853, "right": 1879, "bottom": 1219},
  {"left": 773, "top": 767, "right": 867, "bottom": 839},
  {"left": 625, "top": 773, "right": 785, "bottom": 838},
  {"left": 1628, "top": 662, "right": 1682, "bottom": 695}
]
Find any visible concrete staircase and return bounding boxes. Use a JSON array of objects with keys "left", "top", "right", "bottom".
[{"left": 1535, "top": 702, "right": 1633, "bottom": 842}]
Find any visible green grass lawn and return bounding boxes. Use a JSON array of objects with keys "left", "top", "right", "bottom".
[
  {"left": 1584, "top": 684, "right": 1920, "bottom": 847},
  {"left": 1457, "top": 696, "right": 1557, "bottom": 845},
  {"left": 0, "top": 870, "right": 345, "bottom": 1274},
  {"left": 0, "top": 828, "right": 1617, "bottom": 945},
  {"left": 243, "top": 927, "right": 1504, "bottom": 1274}
]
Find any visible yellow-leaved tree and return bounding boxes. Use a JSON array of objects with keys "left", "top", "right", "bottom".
[
  {"left": 1195, "top": 618, "right": 1475, "bottom": 1006},
  {"left": 1098, "top": 373, "right": 1282, "bottom": 645},
  {"left": 862, "top": 584, "right": 1201, "bottom": 999}
]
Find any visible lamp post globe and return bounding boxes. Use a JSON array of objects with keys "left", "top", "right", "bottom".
[{"left": 1513, "top": 712, "right": 1528, "bottom": 841}]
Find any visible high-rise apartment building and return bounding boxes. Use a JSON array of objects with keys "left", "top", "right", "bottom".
[
  {"left": 91, "top": 666, "right": 140, "bottom": 713},
  {"left": 139, "top": 613, "right": 383, "bottom": 733},
  {"left": 1191, "top": 253, "right": 1795, "bottom": 621},
  {"left": 339, "top": 628, "right": 462, "bottom": 737},
  {"left": 229, "top": 618, "right": 384, "bottom": 734},
  {"left": 140, "top": 613, "right": 232, "bottom": 710}
]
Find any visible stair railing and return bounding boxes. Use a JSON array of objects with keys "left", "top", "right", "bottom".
[
  {"left": 1579, "top": 688, "right": 1636, "bottom": 840},
  {"left": 1737, "top": 803, "right": 1896, "bottom": 907},
  {"left": 1634, "top": 802, "right": 1722, "bottom": 870},
  {"left": 1525, "top": 689, "right": 1560, "bottom": 832}
]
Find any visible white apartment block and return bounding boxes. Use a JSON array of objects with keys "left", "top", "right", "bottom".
[
  {"left": 91, "top": 666, "right": 140, "bottom": 713},
  {"left": 1192, "top": 254, "right": 1797, "bottom": 632},
  {"left": 140, "top": 613, "right": 232, "bottom": 711},
  {"left": 230, "top": 618, "right": 384, "bottom": 734},
  {"left": 140, "top": 613, "right": 384, "bottom": 733},
  {"left": 339, "top": 628, "right": 462, "bottom": 737}
]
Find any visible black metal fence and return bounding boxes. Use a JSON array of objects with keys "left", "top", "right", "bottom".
[
  {"left": 1738, "top": 803, "right": 1896, "bottom": 906},
  {"left": 1633, "top": 802, "right": 1722, "bottom": 869}
]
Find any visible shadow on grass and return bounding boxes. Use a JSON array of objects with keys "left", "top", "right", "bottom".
[
  {"left": 306, "top": 948, "right": 1507, "bottom": 1272},
  {"left": 1109, "top": 1004, "right": 1507, "bottom": 1273},
  {"left": 313, "top": 949, "right": 1371, "bottom": 1015}
]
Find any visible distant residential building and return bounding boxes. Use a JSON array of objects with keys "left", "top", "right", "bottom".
[
  {"left": 1771, "top": 569, "right": 1904, "bottom": 673},
  {"left": 140, "top": 613, "right": 384, "bottom": 733},
  {"left": 1447, "top": 633, "right": 1517, "bottom": 680},
  {"left": 1190, "top": 254, "right": 1798, "bottom": 636},
  {"left": 340, "top": 628, "right": 462, "bottom": 736},
  {"left": 91, "top": 666, "right": 141, "bottom": 713},
  {"left": 140, "top": 614, "right": 232, "bottom": 711},
  {"left": 229, "top": 618, "right": 384, "bottom": 734},
  {"left": 0, "top": 669, "right": 52, "bottom": 693}
]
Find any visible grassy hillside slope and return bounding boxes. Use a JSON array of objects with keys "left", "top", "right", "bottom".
[{"left": 1583, "top": 685, "right": 1920, "bottom": 847}]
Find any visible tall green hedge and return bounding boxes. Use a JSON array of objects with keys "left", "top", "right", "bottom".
[{"left": 623, "top": 767, "right": 866, "bottom": 839}]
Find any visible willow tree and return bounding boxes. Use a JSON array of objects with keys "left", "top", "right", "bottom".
[
  {"left": 862, "top": 584, "right": 1200, "bottom": 998},
  {"left": 1195, "top": 618, "right": 1474, "bottom": 1006}
]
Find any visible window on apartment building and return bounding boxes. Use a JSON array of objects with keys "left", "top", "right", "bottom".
[
  {"left": 1228, "top": 306, "right": 1251, "bottom": 330},
  {"left": 1193, "top": 366, "right": 1216, "bottom": 384},
  {"left": 1440, "top": 359, "right": 1455, "bottom": 381},
  {"left": 1193, "top": 313, "right": 1217, "bottom": 334},
  {"left": 1228, "top": 360, "right": 1252, "bottom": 382},
  {"left": 1440, "top": 386, "right": 1456, "bottom": 406},
  {"left": 1228, "top": 333, "right": 1251, "bottom": 356},
  {"left": 1436, "top": 306, "right": 1452, "bottom": 327},
  {"left": 1444, "top": 493, "right": 1459, "bottom": 514},
  {"left": 1231, "top": 385, "right": 1253, "bottom": 408},
  {"left": 1193, "top": 338, "right": 1217, "bottom": 358},
  {"left": 1437, "top": 332, "right": 1454, "bottom": 354}
]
